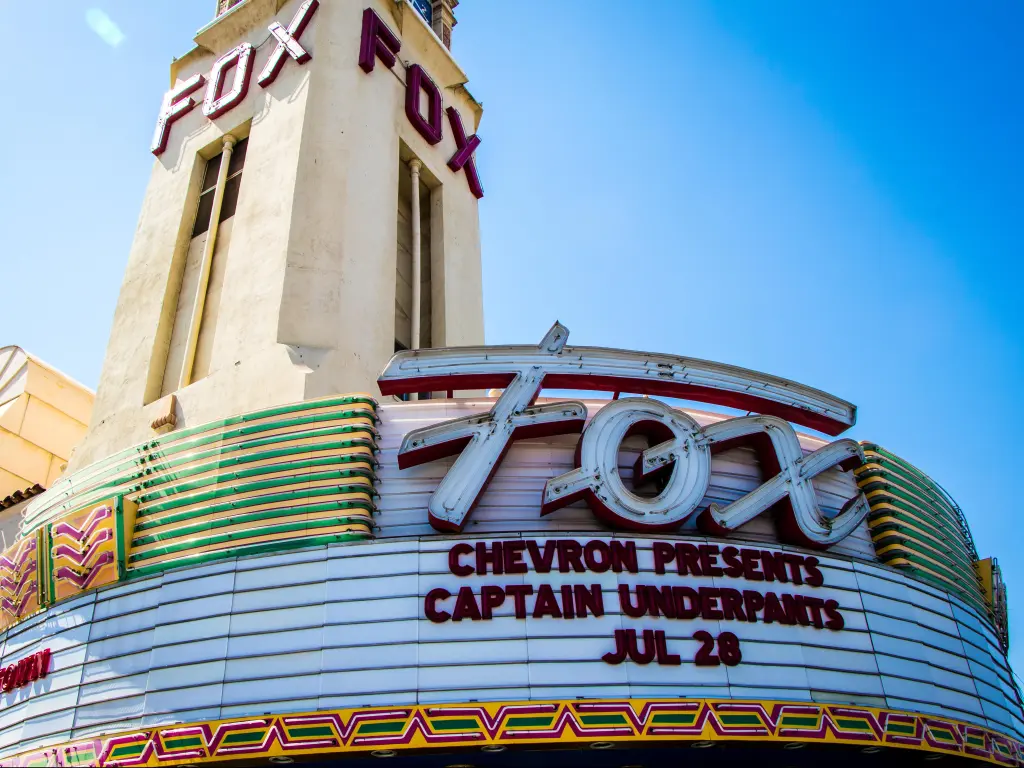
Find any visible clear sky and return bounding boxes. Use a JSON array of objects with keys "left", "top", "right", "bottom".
[{"left": 2, "top": 2, "right": 1022, "bottom": 670}]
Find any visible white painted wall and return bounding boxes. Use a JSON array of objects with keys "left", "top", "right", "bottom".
[
  {"left": 73, "top": 0, "right": 485, "bottom": 471},
  {"left": 395, "top": 165, "right": 432, "bottom": 350}
]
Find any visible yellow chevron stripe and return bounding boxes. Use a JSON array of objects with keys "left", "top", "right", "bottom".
[
  {"left": 134, "top": 477, "right": 375, "bottom": 530},
  {"left": 130, "top": 421, "right": 378, "bottom": 496},
  {"left": 130, "top": 503, "right": 374, "bottom": 553},
  {"left": 129, "top": 492, "right": 375, "bottom": 556},
  {"left": 132, "top": 523, "right": 370, "bottom": 567}
]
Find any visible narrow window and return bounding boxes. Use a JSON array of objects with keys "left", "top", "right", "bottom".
[
  {"left": 396, "top": 157, "right": 431, "bottom": 351},
  {"left": 156, "top": 135, "right": 248, "bottom": 398},
  {"left": 191, "top": 137, "right": 247, "bottom": 238}
]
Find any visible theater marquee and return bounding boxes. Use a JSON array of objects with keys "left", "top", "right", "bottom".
[
  {"left": 11, "top": 0, "right": 1017, "bottom": 765},
  {"left": 425, "top": 537, "right": 845, "bottom": 667},
  {"left": 2, "top": 325, "right": 1018, "bottom": 766}
]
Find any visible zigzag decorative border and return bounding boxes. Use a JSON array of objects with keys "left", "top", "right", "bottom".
[
  {"left": 49, "top": 502, "right": 119, "bottom": 602},
  {"left": 0, "top": 531, "right": 41, "bottom": 632},
  {"left": 6, "top": 699, "right": 1023, "bottom": 766}
]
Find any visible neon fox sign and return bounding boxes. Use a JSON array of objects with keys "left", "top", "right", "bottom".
[
  {"left": 378, "top": 323, "right": 870, "bottom": 549},
  {"left": 151, "top": 5, "right": 485, "bottom": 199},
  {"left": 151, "top": 0, "right": 320, "bottom": 156}
]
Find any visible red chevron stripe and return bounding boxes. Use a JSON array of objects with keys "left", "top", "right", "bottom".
[
  {"left": 426, "top": 703, "right": 558, "bottom": 739},
  {"left": 0, "top": 565, "right": 37, "bottom": 596},
  {"left": 491, "top": 706, "right": 633, "bottom": 742},
  {"left": 208, "top": 719, "right": 275, "bottom": 753},
  {"left": 98, "top": 732, "right": 153, "bottom": 766},
  {"left": 882, "top": 712, "right": 926, "bottom": 746},
  {"left": 351, "top": 710, "right": 490, "bottom": 747},
  {"left": 829, "top": 706, "right": 885, "bottom": 740},
  {"left": 280, "top": 710, "right": 413, "bottom": 744},
  {"left": 0, "top": 588, "right": 37, "bottom": 618},
  {"left": 54, "top": 553, "right": 115, "bottom": 588},
  {"left": 0, "top": 540, "right": 37, "bottom": 571},
  {"left": 51, "top": 505, "right": 112, "bottom": 542},
  {"left": 574, "top": 701, "right": 701, "bottom": 733},
  {"left": 52, "top": 530, "right": 114, "bottom": 565}
]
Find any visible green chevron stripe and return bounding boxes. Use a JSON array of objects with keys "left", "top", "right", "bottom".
[
  {"left": 135, "top": 435, "right": 378, "bottom": 503},
  {"left": 860, "top": 444, "right": 975, "bottom": 546},
  {"left": 21, "top": 395, "right": 377, "bottom": 529},
  {"left": 126, "top": 531, "right": 369, "bottom": 579},
  {"left": 860, "top": 481, "right": 964, "bottom": 536},
  {"left": 871, "top": 527, "right": 976, "bottom": 575},
  {"left": 129, "top": 515, "right": 371, "bottom": 564},
  {"left": 22, "top": 409, "right": 378, "bottom": 532},
  {"left": 133, "top": 503, "right": 373, "bottom": 546},
  {"left": 137, "top": 469, "right": 375, "bottom": 517},
  {"left": 132, "top": 483, "right": 374, "bottom": 534},
  {"left": 869, "top": 508, "right": 971, "bottom": 557}
]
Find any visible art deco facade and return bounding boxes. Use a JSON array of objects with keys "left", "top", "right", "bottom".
[{"left": 0, "top": 3, "right": 1018, "bottom": 767}]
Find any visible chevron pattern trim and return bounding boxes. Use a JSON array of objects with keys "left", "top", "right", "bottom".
[
  {"left": 0, "top": 530, "right": 42, "bottom": 632},
  {"left": 4, "top": 699, "right": 1022, "bottom": 766},
  {"left": 0, "top": 395, "right": 380, "bottom": 637},
  {"left": 48, "top": 501, "right": 119, "bottom": 602}
]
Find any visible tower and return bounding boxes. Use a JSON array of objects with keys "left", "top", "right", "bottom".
[{"left": 71, "top": 0, "right": 485, "bottom": 470}]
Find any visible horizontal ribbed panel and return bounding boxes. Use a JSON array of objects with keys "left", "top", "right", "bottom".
[
  {"left": 19, "top": 395, "right": 380, "bottom": 538},
  {"left": 0, "top": 396, "right": 380, "bottom": 629},
  {"left": 856, "top": 444, "right": 986, "bottom": 614}
]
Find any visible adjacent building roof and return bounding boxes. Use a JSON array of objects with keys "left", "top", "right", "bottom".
[{"left": 0, "top": 346, "right": 94, "bottom": 507}]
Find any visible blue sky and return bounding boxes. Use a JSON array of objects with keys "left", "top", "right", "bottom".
[{"left": 2, "top": 2, "right": 1023, "bottom": 670}]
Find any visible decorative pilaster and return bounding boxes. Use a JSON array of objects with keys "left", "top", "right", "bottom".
[
  {"left": 216, "top": 0, "right": 243, "bottom": 17},
  {"left": 431, "top": 0, "right": 458, "bottom": 49}
]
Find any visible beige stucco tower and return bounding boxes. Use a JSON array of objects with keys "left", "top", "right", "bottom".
[{"left": 72, "top": 0, "right": 484, "bottom": 470}]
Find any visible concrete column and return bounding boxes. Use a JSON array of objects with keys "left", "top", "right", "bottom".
[{"left": 179, "top": 134, "right": 236, "bottom": 390}]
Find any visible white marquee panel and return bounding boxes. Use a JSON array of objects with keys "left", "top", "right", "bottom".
[{"left": 0, "top": 535, "right": 1020, "bottom": 759}]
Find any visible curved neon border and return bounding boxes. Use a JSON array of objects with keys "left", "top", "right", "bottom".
[{"left": 378, "top": 322, "right": 856, "bottom": 435}]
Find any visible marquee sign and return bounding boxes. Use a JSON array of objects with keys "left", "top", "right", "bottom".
[
  {"left": 379, "top": 323, "right": 869, "bottom": 548},
  {"left": 425, "top": 538, "right": 843, "bottom": 667}
]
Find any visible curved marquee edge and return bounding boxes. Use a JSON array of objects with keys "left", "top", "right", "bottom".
[
  {"left": 3, "top": 698, "right": 1021, "bottom": 766},
  {"left": 0, "top": 395, "right": 383, "bottom": 636},
  {"left": 16, "top": 394, "right": 381, "bottom": 537},
  {"left": 377, "top": 323, "right": 857, "bottom": 436}
]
